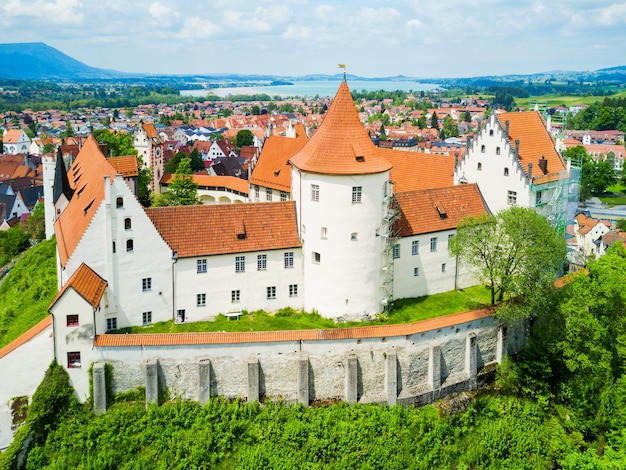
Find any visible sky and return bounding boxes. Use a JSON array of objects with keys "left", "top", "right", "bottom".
[{"left": 0, "top": 0, "right": 625, "bottom": 78}]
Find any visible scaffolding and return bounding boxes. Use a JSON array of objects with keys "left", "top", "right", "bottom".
[
  {"left": 380, "top": 182, "right": 400, "bottom": 314},
  {"left": 529, "top": 164, "right": 579, "bottom": 235}
]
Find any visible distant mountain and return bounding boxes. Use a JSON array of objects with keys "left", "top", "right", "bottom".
[{"left": 0, "top": 42, "right": 129, "bottom": 80}]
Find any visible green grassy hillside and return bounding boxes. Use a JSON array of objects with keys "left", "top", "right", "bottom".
[{"left": 0, "top": 239, "right": 57, "bottom": 349}]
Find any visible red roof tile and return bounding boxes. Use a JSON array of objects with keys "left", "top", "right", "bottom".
[
  {"left": 290, "top": 82, "right": 392, "bottom": 175},
  {"left": 108, "top": 155, "right": 139, "bottom": 178},
  {"left": 161, "top": 173, "right": 249, "bottom": 194},
  {"left": 93, "top": 307, "right": 494, "bottom": 347},
  {"left": 50, "top": 262, "right": 108, "bottom": 309},
  {"left": 250, "top": 124, "right": 308, "bottom": 191},
  {"left": 394, "top": 183, "right": 490, "bottom": 236},
  {"left": 498, "top": 111, "right": 566, "bottom": 182},
  {"left": 381, "top": 149, "right": 455, "bottom": 193},
  {"left": 145, "top": 201, "right": 300, "bottom": 258}
]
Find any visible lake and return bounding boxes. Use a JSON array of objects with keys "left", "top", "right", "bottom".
[{"left": 181, "top": 80, "right": 442, "bottom": 99}]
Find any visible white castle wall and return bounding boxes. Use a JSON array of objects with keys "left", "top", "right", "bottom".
[{"left": 92, "top": 313, "right": 525, "bottom": 405}]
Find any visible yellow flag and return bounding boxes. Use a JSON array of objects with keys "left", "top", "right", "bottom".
[{"left": 338, "top": 64, "right": 346, "bottom": 69}]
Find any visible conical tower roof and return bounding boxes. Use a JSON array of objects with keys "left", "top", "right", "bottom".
[{"left": 289, "top": 81, "right": 391, "bottom": 175}]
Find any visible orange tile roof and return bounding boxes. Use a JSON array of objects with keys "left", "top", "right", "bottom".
[
  {"left": 0, "top": 316, "right": 51, "bottom": 360},
  {"left": 497, "top": 111, "right": 566, "bottom": 182},
  {"left": 143, "top": 122, "right": 158, "bottom": 139},
  {"left": 161, "top": 173, "right": 249, "bottom": 195},
  {"left": 145, "top": 201, "right": 300, "bottom": 258},
  {"left": 381, "top": 149, "right": 455, "bottom": 193},
  {"left": 250, "top": 124, "right": 308, "bottom": 191},
  {"left": 55, "top": 135, "right": 117, "bottom": 267},
  {"left": 2, "top": 129, "right": 25, "bottom": 144},
  {"left": 108, "top": 155, "right": 139, "bottom": 178},
  {"left": 575, "top": 212, "right": 610, "bottom": 236},
  {"left": 94, "top": 307, "right": 494, "bottom": 347},
  {"left": 50, "top": 262, "right": 108, "bottom": 310},
  {"left": 290, "top": 82, "right": 392, "bottom": 175},
  {"left": 394, "top": 183, "right": 490, "bottom": 236}
]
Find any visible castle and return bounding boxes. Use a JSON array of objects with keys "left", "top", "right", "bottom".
[{"left": 40, "top": 79, "right": 568, "bottom": 401}]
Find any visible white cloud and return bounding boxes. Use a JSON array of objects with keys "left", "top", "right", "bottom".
[
  {"left": 407, "top": 18, "right": 423, "bottom": 30},
  {"left": 149, "top": 2, "right": 171, "bottom": 19},
  {"left": 597, "top": 2, "right": 626, "bottom": 26},
  {"left": 2, "top": 0, "right": 84, "bottom": 24},
  {"left": 356, "top": 7, "right": 401, "bottom": 25},
  {"left": 282, "top": 25, "right": 311, "bottom": 40},
  {"left": 315, "top": 5, "right": 335, "bottom": 20},
  {"left": 179, "top": 16, "right": 219, "bottom": 39}
]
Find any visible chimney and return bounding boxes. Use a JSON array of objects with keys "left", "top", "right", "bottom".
[
  {"left": 528, "top": 163, "right": 533, "bottom": 180},
  {"left": 538, "top": 156, "right": 548, "bottom": 174},
  {"left": 505, "top": 120, "right": 510, "bottom": 136},
  {"left": 515, "top": 140, "right": 519, "bottom": 157}
]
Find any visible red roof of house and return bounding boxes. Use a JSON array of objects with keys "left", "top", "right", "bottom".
[
  {"left": 290, "top": 82, "right": 392, "bottom": 175},
  {"left": 49, "top": 262, "right": 107, "bottom": 310},
  {"left": 394, "top": 183, "right": 489, "bottom": 236},
  {"left": 145, "top": 201, "right": 300, "bottom": 258},
  {"left": 497, "top": 111, "right": 566, "bottom": 183},
  {"left": 161, "top": 173, "right": 249, "bottom": 194},
  {"left": 0, "top": 316, "right": 52, "bottom": 360},
  {"left": 55, "top": 135, "right": 117, "bottom": 267},
  {"left": 108, "top": 155, "right": 139, "bottom": 178},
  {"left": 250, "top": 124, "right": 308, "bottom": 191},
  {"left": 93, "top": 306, "right": 494, "bottom": 347}
]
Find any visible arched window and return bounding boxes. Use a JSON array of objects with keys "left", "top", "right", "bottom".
[
  {"left": 116, "top": 197, "right": 124, "bottom": 208},
  {"left": 124, "top": 218, "right": 132, "bottom": 230},
  {"left": 126, "top": 239, "right": 134, "bottom": 252}
]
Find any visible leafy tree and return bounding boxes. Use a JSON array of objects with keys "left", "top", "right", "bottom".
[
  {"left": 581, "top": 158, "right": 617, "bottom": 194},
  {"left": 564, "top": 145, "right": 588, "bottom": 167},
  {"left": 449, "top": 207, "right": 566, "bottom": 317},
  {"left": 417, "top": 116, "right": 427, "bottom": 129},
  {"left": 92, "top": 129, "right": 137, "bottom": 157},
  {"left": 616, "top": 218, "right": 626, "bottom": 231},
  {"left": 461, "top": 110, "right": 472, "bottom": 123},
  {"left": 442, "top": 115, "right": 459, "bottom": 138},
  {"left": 236, "top": 129, "right": 254, "bottom": 148},
  {"left": 63, "top": 120, "right": 76, "bottom": 138},
  {"left": 379, "top": 124, "right": 387, "bottom": 141},
  {"left": 251, "top": 105, "right": 261, "bottom": 115},
  {"left": 28, "top": 202, "right": 46, "bottom": 240},
  {"left": 153, "top": 156, "right": 199, "bottom": 206},
  {"left": 42, "top": 142, "right": 56, "bottom": 154},
  {"left": 430, "top": 111, "right": 439, "bottom": 130},
  {"left": 137, "top": 155, "right": 152, "bottom": 207},
  {"left": 164, "top": 149, "right": 204, "bottom": 174},
  {"left": 0, "top": 225, "right": 31, "bottom": 264}
]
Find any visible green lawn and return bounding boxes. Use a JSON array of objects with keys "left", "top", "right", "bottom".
[
  {"left": 515, "top": 89, "right": 626, "bottom": 109},
  {"left": 597, "top": 183, "right": 626, "bottom": 206},
  {"left": 116, "top": 285, "right": 493, "bottom": 335}
]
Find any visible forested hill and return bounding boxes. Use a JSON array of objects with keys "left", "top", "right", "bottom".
[{"left": 0, "top": 43, "right": 126, "bottom": 80}]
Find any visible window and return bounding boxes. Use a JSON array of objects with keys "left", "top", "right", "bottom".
[
  {"left": 313, "top": 252, "right": 321, "bottom": 264},
  {"left": 267, "top": 286, "right": 276, "bottom": 299},
  {"left": 392, "top": 244, "right": 400, "bottom": 259},
  {"left": 480, "top": 145, "right": 485, "bottom": 153},
  {"left": 311, "top": 184, "right": 319, "bottom": 202},
  {"left": 414, "top": 267, "right": 420, "bottom": 277},
  {"left": 124, "top": 217, "right": 131, "bottom": 230},
  {"left": 197, "top": 259, "right": 207, "bottom": 273},
  {"left": 441, "top": 263, "right": 447, "bottom": 273},
  {"left": 507, "top": 190, "right": 517, "bottom": 205},
  {"left": 280, "top": 191, "right": 288, "bottom": 202},
  {"left": 430, "top": 237, "right": 438, "bottom": 252},
  {"left": 284, "top": 252, "right": 294, "bottom": 268},
  {"left": 106, "top": 317, "right": 117, "bottom": 331},
  {"left": 112, "top": 241, "right": 116, "bottom": 253},
  {"left": 321, "top": 227, "right": 328, "bottom": 239},
  {"left": 504, "top": 167, "right": 509, "bottom": 176},
  {"left": 142, "top": 277, "right": 152, "bottom": 291},
  {"left": 266, "top": 187, "right": 272, "bottom": 201},
  {"left": 116, "top": 197, "right": 123, "bottom": 208},
  {"left": 67, "top": 351, "right": 81, "bottom": 368},
  {"left": 235, "top": 256, "right": 245, "bottom": 273},
  {"left": 254, "top": 185, "right": 259, "bottom": 201},
  {"left": 66, "top": 314, "right": 79, "bottom": 327},
  {"left": 351, "top": 232, "right": 358, "bottom": 241},
  {"left": 231, "top": 290, "right": 241, "bottom": 303},
  {"left": 289, "top": 284, "right": 298, "bottom": 297},
  {"left": 126, "top": 239, "right": 134, "bottom": 252},
  {"left": 197, "top": 293, "right": 206, "bottom": 307},
  {"left": 496, "top": 146, "right": 501, "bottom": 155},
  {"left": 352, "top": 186, "right": 362, "bottom": 203},
  {"left": 257, "top": 254, "right": 267, "bottom": 271},
  {"left": 448, "top": 233, "right": 454, "bottom": 243},
  {"left": 412, "top": 240, "right": 419, "bottom": 255},
  {"left": 536, "top": 191, "right": 543, "bottom": 205},
  {"left": 142, "top": 311, "right": 152, "bottom": 325},
  {"left": 477, "top": 162, "right": 482, "bottom": 171},
  {"left": 177, "top": 309, "right": 186, "bottom": 323},
  {"left": 489, "top": 129, "right": 494, "bottom": 136}
]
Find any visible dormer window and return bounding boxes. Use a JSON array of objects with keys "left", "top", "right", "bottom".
[{"left": 356, "top": 155, "right": 365, "bottom": 162}]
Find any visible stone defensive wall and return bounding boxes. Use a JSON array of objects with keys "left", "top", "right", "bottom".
[{"left": 90, "top": 308, "right": 524, "bottom": 413}]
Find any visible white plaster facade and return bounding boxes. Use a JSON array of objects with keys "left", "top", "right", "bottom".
[{"left": 292, "top": 169, "right": 389, "bottom": 319}]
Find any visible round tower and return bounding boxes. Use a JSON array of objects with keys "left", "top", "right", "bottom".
[{"left": 290, "top": 80, "right": 392, "bottom": 321}]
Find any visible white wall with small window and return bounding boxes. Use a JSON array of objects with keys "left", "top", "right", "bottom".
[
  {"left": 454, "top": 114, "right": 530, "bottom": 214},
  {"left": 393, "top": 229, "right": 479, "bottom": 299},
  {"left": 172, "top": 248, "right": 304, "bottom": 322},
  {"left": 60, "top": 175, "right": 174, "bottom": 331},
  {"left": 290, "top": 167, "right": 389, "bottom": 320}
]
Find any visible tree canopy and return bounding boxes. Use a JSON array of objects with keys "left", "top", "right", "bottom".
[
  {"left": 151, "top": 156, "right": 199, "bottom": 206},
  {"left": 449, "top": 207, "right": 567, "bottom": 319},
  {"left": 164, "top": 148, "right": 204, "bottom": 174},
  {"left": 235, "top": 129, "right": 254, "bottom": 148}
]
